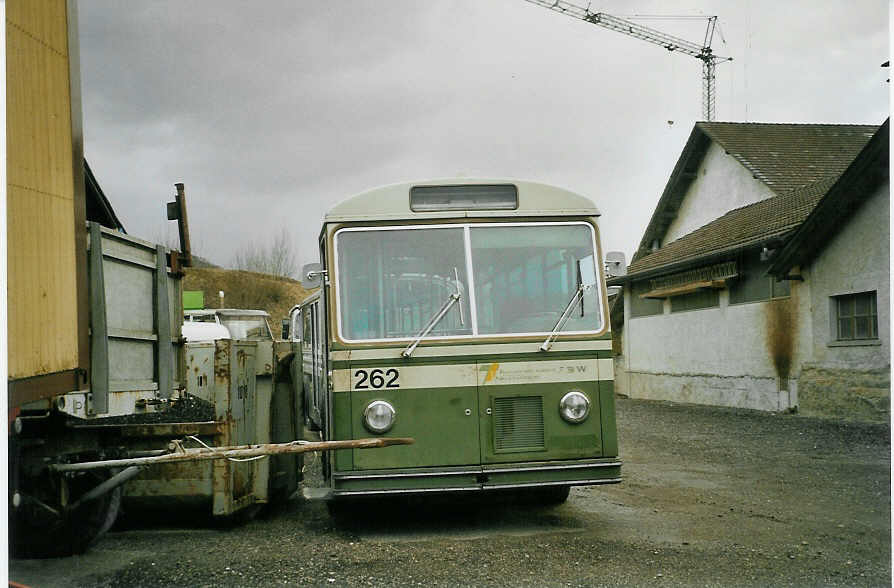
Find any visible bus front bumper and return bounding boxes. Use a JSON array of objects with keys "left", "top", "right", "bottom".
[{"left": 330, "top": 458, "right": 621, "bottom": 497}]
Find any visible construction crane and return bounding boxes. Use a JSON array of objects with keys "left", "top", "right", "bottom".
[{"left": 524, "top": 0, "right": 732, "bottom": 121}]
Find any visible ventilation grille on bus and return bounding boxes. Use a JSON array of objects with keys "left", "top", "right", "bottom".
[{"left": 493, "top": 396, "right": 545, "bottom": 451}]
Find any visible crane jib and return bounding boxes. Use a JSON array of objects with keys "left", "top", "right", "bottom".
[{"left": 522, "top": 0, "right": 732, "bottom": 121}]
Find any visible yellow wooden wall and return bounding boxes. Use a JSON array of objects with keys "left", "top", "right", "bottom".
[{"left": 7, "top": 0, "right": 80, "bottom": 379}]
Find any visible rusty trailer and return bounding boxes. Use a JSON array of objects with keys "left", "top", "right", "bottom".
[{"left": 116, "top": 338, "right": 301, "bottom": 517}]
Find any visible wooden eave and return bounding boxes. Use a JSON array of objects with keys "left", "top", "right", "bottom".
[{"left": 640, "top": 279, "right": 728, "bottom": 299}]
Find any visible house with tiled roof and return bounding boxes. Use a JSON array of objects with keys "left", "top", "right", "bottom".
[{"left": 608, "top": 120, "right": 889, "bottom": 421}]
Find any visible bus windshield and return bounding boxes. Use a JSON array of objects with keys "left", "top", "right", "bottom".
[
  {"left": 218, "top": 316, "right": 273, "bottom": 340},
  {"left": 335, "top": 222, "right": 603, "bottom": 341}
]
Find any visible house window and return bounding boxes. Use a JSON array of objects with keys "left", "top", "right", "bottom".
[
  {"left": 630, "top": 280, "right": 664, "bottom": 317},
  {"left": 771, "top": 277, "right": 791, "bottom": 299},
  {"left": 729, "top": 250, "right": 790, "bottom": 304},
  {"left": 834, "top": 292, "right": 878, "bottom": 341},
  {"left": 670, "top": 288, "right": 719, "bottom": 313}
]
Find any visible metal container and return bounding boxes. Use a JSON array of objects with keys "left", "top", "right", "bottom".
[{"left": 123, "top": 339, "right": 301, "bottom": 517}]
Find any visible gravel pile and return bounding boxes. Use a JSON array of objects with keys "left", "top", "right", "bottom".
[{"left": 90, "top": 395, "right": 216, "bottom": 425}]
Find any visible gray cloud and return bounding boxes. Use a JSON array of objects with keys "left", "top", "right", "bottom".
[{"left": 78, "top": 0, "right": 889, "bottom": 269}]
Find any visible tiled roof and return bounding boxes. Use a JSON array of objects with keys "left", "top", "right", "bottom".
[
  {"left": 769, "top": 119, "right": 889, "bottom": 276},
  {"left": 624, "top": 175, "right": 838, "bottom": 278},
  {"left": 698, "top": 122, "right": 878, "bottom": 195},
  {"left": 621, "top": 122, "right": 879, "bottom": 280}
]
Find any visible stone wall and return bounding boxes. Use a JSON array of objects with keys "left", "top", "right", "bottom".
[
  {"left": 623, "top": 370, "right": 797, "bottom": 412},
  {"left": 798, "top": 366, "right": 890, "bottom": 423}
]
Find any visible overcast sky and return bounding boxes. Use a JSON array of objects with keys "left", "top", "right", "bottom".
[{"left": 77, "top": 0, "right": 889, "bottom": 271}]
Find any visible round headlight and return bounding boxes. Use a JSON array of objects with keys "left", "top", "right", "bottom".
[
  {"left": 559, "top": 391, "right": 590, "bottom": 423},
  {"left": 363, "top": 400, "right": 396, "bottom": 434}
]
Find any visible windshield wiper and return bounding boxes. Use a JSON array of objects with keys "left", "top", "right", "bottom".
[
  {"left": 540, "top": 284, "right": 588, "bottom": 352},
  {"left": 401, "top": 267, "right": 465, "bottom": 358},
  {"left": 401, "top": 293, "right": 461, "bottom": 358}
]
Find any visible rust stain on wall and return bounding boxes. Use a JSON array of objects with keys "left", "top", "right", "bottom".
[{"left": 765, "top": 297, "right": 796, "bottom": 382}]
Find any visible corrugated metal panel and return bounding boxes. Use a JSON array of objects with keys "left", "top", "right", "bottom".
[
  {"left": 493, "top": 396, "right": 545, "bottom": 451},
  {"left": 7, "top": 0, "right": 80, "bottom": 380}
]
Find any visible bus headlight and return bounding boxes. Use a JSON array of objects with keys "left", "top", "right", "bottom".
[
  {"left": 559, "top": 391, "right": 590, "bottom": 423},
  {"left": 363, "top": 400, "right": 396, "bottom": 434}
]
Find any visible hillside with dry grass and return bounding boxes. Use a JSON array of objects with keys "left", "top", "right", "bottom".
[{"left": 183, "top": 267, "right": 314, "bottom": 333}]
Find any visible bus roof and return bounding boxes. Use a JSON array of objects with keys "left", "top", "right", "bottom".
[{"left": 324, "top": 179, "right": 600, "bottom": 223}]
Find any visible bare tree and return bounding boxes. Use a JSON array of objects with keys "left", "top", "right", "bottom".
[
  {"left": 267, "top": 229, "right": 298, "bottom": 278},
  {"left": 232, "top": 228, "right": 297, "bottom": 279}
]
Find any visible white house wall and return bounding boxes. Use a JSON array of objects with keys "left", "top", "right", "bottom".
[
  {"left": 619, "top": 284, "right": 812, "bottom": 412},
  {"left": 797, "top": 179, "right": 890, "bottom": 421},
  {"left": 664, "top": 142, "right": 776, "bottom": 245}
]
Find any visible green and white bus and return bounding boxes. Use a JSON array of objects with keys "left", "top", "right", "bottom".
[{"left": 292, "top": 179, "right": 620, "bottom": 503}]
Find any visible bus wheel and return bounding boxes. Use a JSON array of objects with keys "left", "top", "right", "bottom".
[
  {"left": 327, "top": 497, "right": 366, "bottom": 520},
  {"left": 326, "top": 499, "right": 351, "bottom": 519},
  {"left": 10, "top": 471, "right": 122, "bottom": 558},
  {"left": 535, "top": 485, "right": 570, "bottom": 505}
]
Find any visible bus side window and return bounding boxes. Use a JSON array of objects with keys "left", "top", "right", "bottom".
[
  {"left": 302, "top": 308, "right": 313, "bottom": 351},
  {"left": 291, "top": 311, "right": 302, "bottom": 343}
]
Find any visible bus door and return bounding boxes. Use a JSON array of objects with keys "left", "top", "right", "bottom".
[
  {"left": 312, "top": 298, "right": 327, "bottom": 431},
  {"left": 471, "top": 237, "right": 605, "bottom": 466},
  {"left": 301, "top": 302, "right": 324, "bottom": 430},
  {"left": 349, "top": 358, "right": 482, "bottom": 471}
]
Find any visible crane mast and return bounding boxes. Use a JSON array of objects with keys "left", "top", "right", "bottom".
[{"left": 524, "top": 0, "right": 732, "bottom": 121}]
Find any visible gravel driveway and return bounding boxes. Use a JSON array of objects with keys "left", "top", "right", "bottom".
[{"left": 10, "top": 398, "right": 891, "bottom": 587}]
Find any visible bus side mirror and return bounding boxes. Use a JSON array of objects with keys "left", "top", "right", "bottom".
[
  {"left": 578, "top": 255, "right": 597, "bottom": 288},
  {"left": 605, "top": 251, "right": 626, "bottom": 278},
  {"left": 302, "top": 262, "right": 325, "bottom": 289},
  {"left": 281, "top": 318, "right": 290, "bottom": 340}
]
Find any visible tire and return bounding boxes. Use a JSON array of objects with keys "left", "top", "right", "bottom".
[
  {"left": 326, "top": 500, "right": 340, "bottom": 517},
  {"left": 535, "top": 485, "right": 571, "bottom": 505},
  {"left": 326, "top": 499, "right": 348, "bottom": 519},
  {"left": 326, "top": 498, "right": 363, "bottom": 520},
  {"left": 10, "top": 482, "right": 121, "bottom": 559}
]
